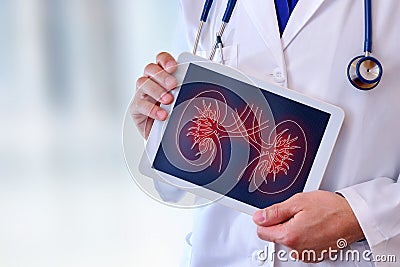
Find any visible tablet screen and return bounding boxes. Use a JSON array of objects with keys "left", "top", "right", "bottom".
[{"left": 152, "top": 64, "right": 330, "bottom": 209}]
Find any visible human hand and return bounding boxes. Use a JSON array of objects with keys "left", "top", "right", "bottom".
[
  {"left": 253, "top": 190, "right": 365, "bottom": 263},
  {"left": 131, "top": 52, "right": 177, "bottom": 138}
]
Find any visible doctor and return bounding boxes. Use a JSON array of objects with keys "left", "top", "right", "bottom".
[{"left": 131, "top": 0, "right": 400, "bottom": 266}]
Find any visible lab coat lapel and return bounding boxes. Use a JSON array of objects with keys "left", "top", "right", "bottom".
[
  {"left": 242, "top": 0, "right": 284, "bottom": 66},
  {"left": 281, "top": 0, "right": 327, "bottom": 49}
]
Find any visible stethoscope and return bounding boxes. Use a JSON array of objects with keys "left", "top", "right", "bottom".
[
  {"left": 193, "top": 0, "right": 237, "bottom": 62},
  {"left": 193, "top": 0, "right": 383, "bottom": 91},
  {"left": 347, "top": 0, "right": 383, "bottom": 90}
]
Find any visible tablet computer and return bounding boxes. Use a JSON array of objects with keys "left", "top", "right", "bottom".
[{"left": 139, "top": 52, "right": 344, "bottom": 215}]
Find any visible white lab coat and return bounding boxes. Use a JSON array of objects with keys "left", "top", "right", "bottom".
[{"left": 159, "top": 0, "right": 400, "bottom": 266}]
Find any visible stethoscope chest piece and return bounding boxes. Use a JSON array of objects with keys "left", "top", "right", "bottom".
[{"left": 347, "top": 54, "right": 383, "bottom": 90}]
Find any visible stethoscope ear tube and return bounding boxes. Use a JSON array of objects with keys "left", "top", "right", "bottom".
[
  {"left": 209, "top": 0, "right": 238, "bottom": 60},
  {"left": 193, "top": 0, "right": 215, "bottom": 54},
  {"left": 201, "top": 0, "right": 214, "bottom": 22},
  {"left": 222, "top": 0, "right": 237, "bottom": 23}
]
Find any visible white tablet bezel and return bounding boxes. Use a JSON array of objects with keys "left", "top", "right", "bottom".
[{"left": 139, "top": 52, "right": 344, "bottom": 215}]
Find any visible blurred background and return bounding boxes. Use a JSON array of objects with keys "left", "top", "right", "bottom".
[{"left": 0, "top": 1, "right": 193, "bottom": 266}]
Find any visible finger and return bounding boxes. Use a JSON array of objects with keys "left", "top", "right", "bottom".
[
  {"left": 143, "top": 119, "right": 154, "bottom": 140},
  {"left": 256, "top": 224, "right": 287, "bottom": 244},
  {"left": 143, "top": 63, "right": 177, "bottom": 91},
  {"left": 257, "top": 222, "right": 301, "bottom": 249},
  {"left": 156, "top": 52, "right": 177, "bottom": 74},
  {"left": 132, "top": 98, "right": 168, "bottom": 121},
  {"left": 253, "top": 194, "right": 302, "bottom": 227},
  {"left": 136, "top": 76, "right": 174, "bottom": 105}
]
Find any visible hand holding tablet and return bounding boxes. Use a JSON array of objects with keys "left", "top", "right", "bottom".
[{"left": 139, "top": 52, "right": 344, "bottom": 215}]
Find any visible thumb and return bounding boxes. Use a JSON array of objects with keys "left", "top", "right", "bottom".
[{"left": 253, "top": 196, "right": 301, "bottom": 227}]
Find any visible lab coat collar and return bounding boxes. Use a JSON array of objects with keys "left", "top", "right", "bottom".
[
  {"left": 243, "top": 0, "right": 327, "bottom": 63},
  {"left": 282, "top": 0, "right": 327, "bottom": 50},
  {"left": 242, "top": 0, "right": 284, "bottom": 66}
]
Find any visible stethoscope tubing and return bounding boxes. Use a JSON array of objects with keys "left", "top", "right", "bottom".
[
  {"left": 192, "top": 0, "right": 238, "bottom": 58},
  {"left": 193, "top": 0, "right": 382, "bottom": 91},
  {"left": 193, "top": 0, "right": 214, "bottom": 54},
  {"left": 209, "top": 0, "right": 237, "bottom": 60},
  {"left": 364, "top": 0, "right": 372, "bottom": 53}
]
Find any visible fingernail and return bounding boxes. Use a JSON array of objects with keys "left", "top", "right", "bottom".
[
  {"left": 254, "top": 210, "right": 266, "bottom": 224},
  {"left": 162, "top": 93, "right": 173, "bottom": 103},
  {"left": 166, "top": 61, "right": 175, "bottom": 69},
  {"left": 165, "top": 76, "right": 176, "bottom": 87},
  {"left": 156, "top": 110, "right": 167, "bottom": 120}
]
